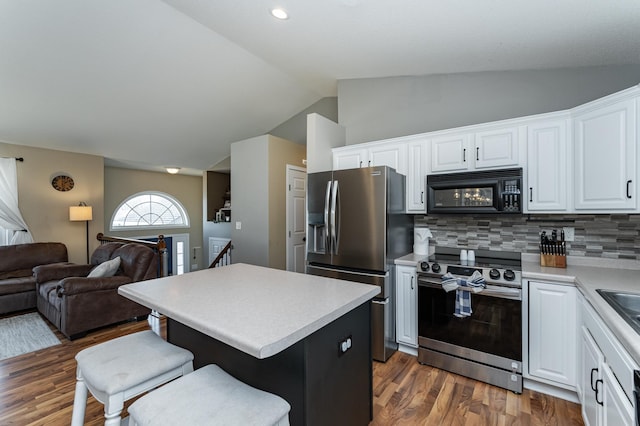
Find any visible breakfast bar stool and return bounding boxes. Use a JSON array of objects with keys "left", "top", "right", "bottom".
[
  {"left": 128, "top": 364, "right": 291, "bottom": 426},
  {"left": 71, "top": 330, "right": 194, "bottom": 426}
]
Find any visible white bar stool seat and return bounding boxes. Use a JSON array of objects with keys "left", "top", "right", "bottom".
[
  {"left": 128, "top": 364, "right": 291, "bottom": 426},
  {"left": 71, "top": 330, "right": 194, "bottom": 426}
]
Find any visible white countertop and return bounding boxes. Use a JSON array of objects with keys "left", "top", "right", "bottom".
[
  {"left": 119, "top": 263, "right": 380, "bottom": 359},
  {"left": 395, "top": 252, "right": 430, "bottom": 267},
  {"left": 522, "top": 259, "right": 640, "bottom": 364}
]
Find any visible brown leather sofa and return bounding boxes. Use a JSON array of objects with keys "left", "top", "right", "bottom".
[
  {"left": 33, "top": 242, "right": 158, "bottom": 339},
  {"left": 0, "top": 242, "right": 68, "bottom": 315}
]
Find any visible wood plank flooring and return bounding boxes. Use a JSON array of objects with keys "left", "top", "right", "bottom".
[{"left": 0, "top": 311, "right": 584, "bottom": 425}]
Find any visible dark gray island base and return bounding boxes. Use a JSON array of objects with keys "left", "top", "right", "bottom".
[{"left": 167, "top": 302, "right": 372, "bottom": 426}]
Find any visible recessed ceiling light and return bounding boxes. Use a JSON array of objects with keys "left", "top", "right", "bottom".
[
  {"left": 271, "top": 8, "right": 288, "bottom": 20},
  {"left": 165, "top": 167, "right": 181, "bottom": 174}
]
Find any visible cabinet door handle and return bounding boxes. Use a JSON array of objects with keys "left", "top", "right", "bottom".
[
  {"left": 476, "top": 147, "right": 480, "bottom": 161},
  {"left": 590, "top": 368, "right": 598, "bottom": 391},
  {"left": 368, "top": 160, "right": 371, "bottom": 167},
  {"left": 411, "top": 276, "right": 414, "bottom": 290},
  {"left": 463, "top": 148, "right": 466, "bottom": 162},
  {"left": 529, "top": 188, "right": 533, "bottom": 203},
  {"left": 420, "top": 191, "right": 424, "bottom": 204},
  {"left": 595, "top": 378, "right": 603, "bottom": 406},
  {"left": 627, "top": 180, "right": 632, "bottom": 199},
  {"left": 359, "top": 161, "right": 362, "bottom": 168}
]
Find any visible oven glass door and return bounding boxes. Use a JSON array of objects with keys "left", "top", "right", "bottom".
[{"left": 418, "top": 283, "right": 522, "bottom": 361}]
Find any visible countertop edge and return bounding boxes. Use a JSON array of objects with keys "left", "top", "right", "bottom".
[{"left": 119, "top": 276, "right": 380, "bottom": 359}]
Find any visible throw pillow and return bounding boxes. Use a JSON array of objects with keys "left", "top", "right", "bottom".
[{"left": 87, "top": 256, "right": 121, "bottom": 278}]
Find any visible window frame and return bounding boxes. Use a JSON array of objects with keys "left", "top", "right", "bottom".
[{"left": 109, "top": 191, "right": 190, "bottom": 231}]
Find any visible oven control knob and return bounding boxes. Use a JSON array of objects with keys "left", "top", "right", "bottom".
[
  {"left": 503, "top": 269, "right": 516, "bottom": 281},
  {"left": 431, "top": 263, "right": 441, "bottom": 273},
  {"left": 419, "top": 261, "right": 430, "bottom": 272},
  {"left": 489, "top": 269, "right": 501, "bottom": 280}
]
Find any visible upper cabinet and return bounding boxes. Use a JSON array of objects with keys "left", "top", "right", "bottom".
[
  {"left": 430, "top": 126, "right": 522, "bottom": 172},
  {"left": 430, "top": 133, "right": 471, "bottom": 172},
  {"left": 406, "top": 138, "right": 429, "bottom": 213},
  {"left": 333, "top": 142, "right": 407, "bottom": 175},
  {"left": 474, "top": 127, "right": 521, "bottom": 169},
  {"left": 573, "top": 95, "right": 638, "bottom": 211},
  {"left": 526, "top": 118, "right": 569, "bottom": 212},
  {"left": 333, "top": 146, "right": 368, "bottom": 170}
]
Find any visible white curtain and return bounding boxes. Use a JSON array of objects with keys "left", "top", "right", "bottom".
[{"left": 0, "top": 158, "right": 33, "bottom": 244}]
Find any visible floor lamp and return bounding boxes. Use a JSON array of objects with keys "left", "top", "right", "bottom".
[{"left": 69, "top": 202, "right": 93, "bottom": 263}]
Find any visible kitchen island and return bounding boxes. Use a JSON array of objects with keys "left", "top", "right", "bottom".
[{"left": 119, "top": 263, "right": 380, "bottom": 426}]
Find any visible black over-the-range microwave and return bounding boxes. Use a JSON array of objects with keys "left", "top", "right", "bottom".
[{"left": 426, "top": 168, "right": 523, "bottom": 214}]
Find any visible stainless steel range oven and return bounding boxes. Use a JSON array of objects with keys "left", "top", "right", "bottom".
[{"left": 417, "top": 247, "right": 523, "bottom": 393}]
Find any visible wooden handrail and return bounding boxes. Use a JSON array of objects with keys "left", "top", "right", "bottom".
[
  {"left": 96, "top": 233, "right": 168, "bottom": 277},
  {"left": 208, "top": 240, "right": 232, "bottom": 268}
]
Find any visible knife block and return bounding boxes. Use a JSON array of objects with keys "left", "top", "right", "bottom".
[{"left": 540, "top": 253, "right": 567, "bottom": 268}]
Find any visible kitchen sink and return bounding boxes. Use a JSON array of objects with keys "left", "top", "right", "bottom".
[{"left": 596, "top": 289, "right": 640, "bottom": 334}]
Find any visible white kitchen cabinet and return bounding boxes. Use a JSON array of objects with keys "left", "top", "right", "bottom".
[
  {"left": 430, "top": 132, "right": 472, "bottom": 172},
  {"left": 396, "top": 265, "right": 418, "bottom": 348},
  {"left": 474, "top": 126, "right": 521, "bottom": 169},
  {"left": 527, "top": 281, "right": 577, "bottom": 388},
  {"left": 333, "top": 146, "right": 368, "bottom": 170},
  {"left": 602, "top": 363, "right": 635, "bottom": 426},
  {"left": 431, "top": 125, "right": 522, "bottom": 173},
  {"left": 581, "top": 326, "right": 604, "bottom": 426},
  {"left": 573, "top": 96, "right": 637, "bottom": 211},
  {"left": 580, "top": 292, "right": 637, "bottom": 426},
  {"left": 406, "top": 138, "right": 429, "bottom": 213},
  {"left": 526, "top": 119, "right": 569, "bottom": 212},
  {"left": 333, "top": 142, "right": 407, "bottom": 175},
  {"left": 369, "top": 143, "right": 407, "bottom": 175}
]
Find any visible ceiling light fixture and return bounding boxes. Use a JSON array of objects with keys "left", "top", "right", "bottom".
[
  {"left": 271, "top": 8, "right": 289, "bottom": 20},
  {"left": 165, "top": 167, "right": 181, "bottom": 174}
]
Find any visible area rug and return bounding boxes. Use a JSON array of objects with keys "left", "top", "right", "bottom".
[{"left": 0, "top": 312, "right": 61, "bottom": 361}]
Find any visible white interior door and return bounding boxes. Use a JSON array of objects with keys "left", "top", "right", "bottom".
[{"left": 286, "top": 165, "right": 307, "bottom": 273}]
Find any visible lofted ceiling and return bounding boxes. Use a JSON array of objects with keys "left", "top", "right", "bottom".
[{"left": 1, "top": 0, "right": 639, "bottom": 175}]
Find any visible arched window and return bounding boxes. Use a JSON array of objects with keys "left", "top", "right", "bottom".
[{"left": 110, "top": 191, "right": 189, "bottom": 230}]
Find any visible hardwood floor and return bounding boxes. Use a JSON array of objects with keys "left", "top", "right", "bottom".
[{"left": 0, "top": 311, "right": 584, "bottom": 425}]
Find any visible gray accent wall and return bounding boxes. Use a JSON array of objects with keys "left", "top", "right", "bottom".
[
  {"left": 338, "top": 65, "right": 640, "bottom": 145},
  {"left": 415, "top": 214, "right": 640, "bottom": 260},
  {"left": 231, "top": 136, "right": 270, "bottom": 266},
  {"left": 270, "top": 97, "right": 338, "bottom": 144}
]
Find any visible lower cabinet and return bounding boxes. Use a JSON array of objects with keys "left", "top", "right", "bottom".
[
  {"left": 395, "top": 265, "right": 417, "bottom": 348},
  {"left": 527, "top": 280, "right": 577, "bottom": 388},
  {"left": 581, "top": 326, "right": 604, "bottom": 426},
  {"left": 580, "top": 293, "right": 637, "bottom": 426}
]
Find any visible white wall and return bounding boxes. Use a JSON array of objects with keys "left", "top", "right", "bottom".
[{"left": 306, "top": 113, "right": 345, "bottom": 173}]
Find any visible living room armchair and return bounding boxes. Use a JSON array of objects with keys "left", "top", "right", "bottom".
[{"left": 33, "top": 242, "right": 158, "bottom": 340}]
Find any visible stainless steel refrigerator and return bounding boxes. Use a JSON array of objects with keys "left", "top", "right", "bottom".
[{"left": 306, "top": 166, "right": 413, "bottom": 362}]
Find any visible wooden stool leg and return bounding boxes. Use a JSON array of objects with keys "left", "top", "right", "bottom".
[{"left": 70, "top": 368, "right": 88, "bottom": 426}]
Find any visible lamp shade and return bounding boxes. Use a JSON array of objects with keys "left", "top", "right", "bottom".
[{"left": 69, "top": 205, "right": 93, "bottom": 221}]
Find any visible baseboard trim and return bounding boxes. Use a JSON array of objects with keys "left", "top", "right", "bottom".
[{"left": 524, "top": 379, "right": 579, "bottom": 403}]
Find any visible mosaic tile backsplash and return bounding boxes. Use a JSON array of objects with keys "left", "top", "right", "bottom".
[{"left": 414, "top": 214, "right": 640, "bottom": 260}]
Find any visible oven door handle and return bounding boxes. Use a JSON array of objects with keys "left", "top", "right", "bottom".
[{"left": 418, "top": 279, "right": 522, "bottom": 301}]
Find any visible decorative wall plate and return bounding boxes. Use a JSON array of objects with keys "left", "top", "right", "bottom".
[{"left": 51, "top": 174, "right": 74, "bottom": 192}]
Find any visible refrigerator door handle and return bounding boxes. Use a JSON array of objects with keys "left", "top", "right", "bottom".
[
  {"left": 331, "top": 180, "right": 339, "bottom": 254},
  {"left": 324, "top": 180, "right": 332, "bottom": 252}
]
